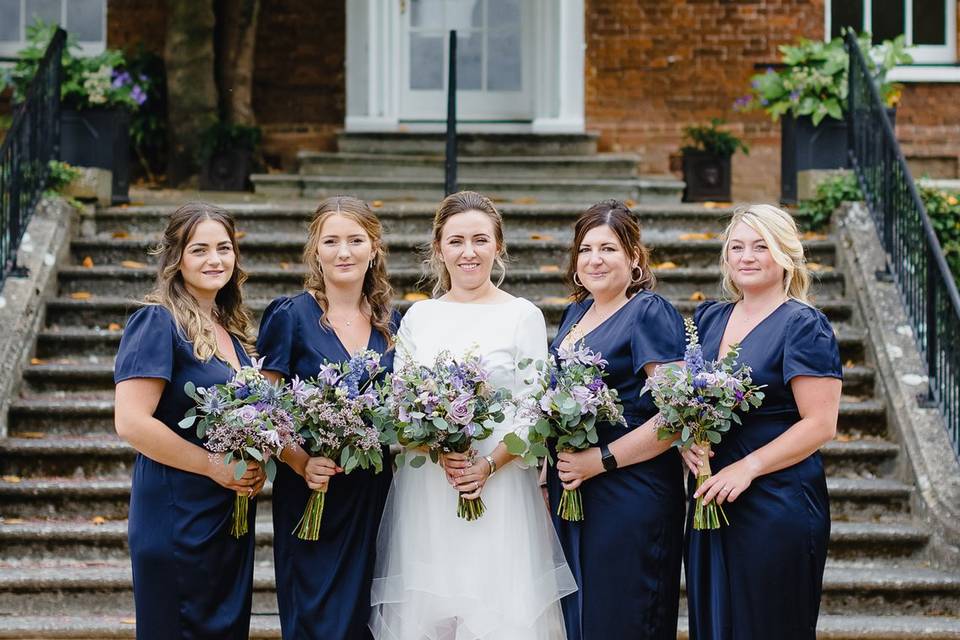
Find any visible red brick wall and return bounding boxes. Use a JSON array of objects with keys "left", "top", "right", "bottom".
[{"left": 898, "top": 83, "right": 960, "bottom": 179}]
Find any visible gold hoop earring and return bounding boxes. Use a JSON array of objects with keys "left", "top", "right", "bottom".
[
  {"left": 573, "top": 272, "right": 584, "bottom": 287},
  {"left": 631, "top": 266, "right": 643, "bottom": 285}
]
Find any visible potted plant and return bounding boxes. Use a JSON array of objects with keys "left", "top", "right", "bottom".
[
  {"left": 740, "top": 31, "right": 911, "bottom": 203},
  {"left": 198, "top": 122, "right": 261, "bottom": 191},
  {"left": 680, "top": 118, "right": 749, "bottom": 202},
  {"left": 4, "top": 22, "right": 148, "bottom": 204}
]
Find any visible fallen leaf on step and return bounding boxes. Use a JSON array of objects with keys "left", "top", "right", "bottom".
[
  {"left": 120, "top": 260, "right": 146, "bottom": 269},
  {"left": 653, "top": 261, "right": 678, "bottom": 270},
  {"left": 235, "top": 231, "right": 247, "bottom": 239},
  {"left": 403, "top": 292, "right": 429, "bottom": 301},
  {"left": 372, "top": 200, "right": 384, "bottom": 208},
  {"left": 111, "top": 231, "right": 129, "bottom": 239},
  {"left": 2, "top": 518, "right": 24, "bottom": 525},
  {"left": 539, "top": 265, "right": 560, "bottom": 273},
  {"left": 541, "top": 296, "right": 575, "bottom": 305},
  {"left": 122, "top": 619, "right": 136, "bottom": 625},
  {"left": 624, "top": 199, "right": 637, "bottom": 208},
  {"left": 129, "top": 201, "right": 145, "bottom": 207},
  {"left": 81, "top": 256, "right": 94, "bottom": 268},
  {"left": 529, "top": 233, "right": 554, "bottom": 241},
  {"left": 844, "top": 359, "right": 855, "bottom": 369},
  {"left": 834, "top": 433, "right": 852, "bottom": 442},
  {"left": 801, "top": 231, "right": 827, "bottom": 241},
  {"left": 807, "top": 262, "right": 832, "bottom": 272},
  {"left": 279, "top": 262, "right": 290, "bottom": 271},
  {"left": 689, "top": 291, "right": 706, "bottom": 301},
  {"left": 678, "top": 232, "right": 716, "bottom": 241},
  {"left": 702, "top": 201, "right": 732, "bottom": 208},
  {"left": 91, "top": 516, "right": 107, "bottom": 525},
  {"left": 30, "top": 358, "right": 47, "bottom": 365},
  {"left": 108, "top": 322, "right": 122, "bottom": 331},
  {"left": 512, "top": 196, "right": 538, "bottom": 205},
  {"left": 70, "top": 292, "right": 92, "bottom": 300},
  {"left": 1, "top": 476, "right": 21, "bottom": 483},
  {"left": 18, "top": 432, "right": 46, "bottom": 439}
]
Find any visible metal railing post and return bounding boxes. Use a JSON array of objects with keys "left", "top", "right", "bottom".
[{"left": 444, "top": 29, "right": 458, "bottom": 197}]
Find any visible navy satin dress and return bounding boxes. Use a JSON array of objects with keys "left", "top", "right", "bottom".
[
  {"left": 685, "top": 300, "right": 842, "bottom": 640},
  {"left": 547, "top": 291, "right": 687, "bottom": 640},
  {"left": 114, "top": 304, "right": 256, "bottom": 640},
  {"left": 257, "top": 292, "right": 398, "bottom": 640}
]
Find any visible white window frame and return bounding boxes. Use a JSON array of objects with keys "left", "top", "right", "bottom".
[
  {"left": 825, "top": 0, "right": 957, "bottom": 81},
  {"left": 0, "top": 0, "right": 107, "bottom": 58}
]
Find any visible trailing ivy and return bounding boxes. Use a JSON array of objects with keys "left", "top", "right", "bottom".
[{"left": 796, "top": 172, "right": 862, "bottom": 231}]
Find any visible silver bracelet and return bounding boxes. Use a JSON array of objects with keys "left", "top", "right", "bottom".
[{"left": 484, "top": 455, "right": 497, "bottom": 477}]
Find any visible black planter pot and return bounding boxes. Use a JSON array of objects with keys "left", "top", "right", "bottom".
[
  {"left": 60, "top": 108, "right": 130, "bottom": 205},
  {"left": 200, "top": 148, "right": 254, "bottom": 192},
  {"left": 682, "top": 151, "right": 732, "bottom": 202},
  {"left": 780, "top": 109, "right": 896, "bottom": 204}
]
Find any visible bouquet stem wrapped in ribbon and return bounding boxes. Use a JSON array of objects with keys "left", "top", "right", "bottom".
[
  {"left": 290, "top": 350, "right": 388, "bottom": 541},
  {"left": 642, "top": 318, "right": 765, "bottom": 530},
  {"left": 505, "top": 344, "right": 625, "bottom": 522},
  {"left": 374, "top": 348, "right": 510, "bottom": 521},
  {"left": 181, "top": 359, "right": 302, "bottom": 538}
]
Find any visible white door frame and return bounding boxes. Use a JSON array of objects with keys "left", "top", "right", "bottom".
[{"left": 345, "top": 0, "right": 584, "bottom": 133}]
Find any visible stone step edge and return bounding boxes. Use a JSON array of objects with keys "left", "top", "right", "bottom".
[
  {"left": 250, "top": 173, "right": 684, "bottom": 188},
  {"left": 296, "top": 151, "right": 642, "bottom": 163}
]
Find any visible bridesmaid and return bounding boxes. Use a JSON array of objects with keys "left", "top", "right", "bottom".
[
  {"left": 683, "top": 204, "right": 842, "bottom": 639},
  {"left": 114, "top": 202, "right": 264, "bottom": 639},
  {"left": 257, "top": 196, "right": 398, "bottom": 640},
  {"left": 547, "top": 199, "right": 687, "bottom": 640}
]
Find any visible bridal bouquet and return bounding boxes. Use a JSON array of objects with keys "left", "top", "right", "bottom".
[
  {"left": 375, "top": 348, "right": 510, "bottom": 521},
  {"left": 290, "top": 350, "right": 387, "bottom": 541},
  {"left": 505, "top": 344, "right": 625, "bottom": 521},
  {"left": 180, "top": 359, "right": 302, "bottom": 537},
  {"left": 641, "top": 318, "right": 765, "bottom": 529}
]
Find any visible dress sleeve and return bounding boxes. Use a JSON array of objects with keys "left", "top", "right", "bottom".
[
  {"left": 510, "top": 302, "right": 549, "bottom": 453},
  {"left": 114, "top": 305, "right": 176, "bottom": 383},
  {"left": 256, "top": 296, "right": 296, "bottom": 379},
  {"left": 693, "top": 299, "right": 720, "bottom": 331},
  {"left": 783, "top": 306, "right": 843, "bottom": 385},
  {"left": 631, "top": 294, "right": 686, "bottom": 374}
]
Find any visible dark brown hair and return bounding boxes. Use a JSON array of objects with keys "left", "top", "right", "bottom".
[
  {"left": 303, "top": 196, "right": 394, "bottom": 346},
  {"left": 566, "top": 199, "right": 656, "bottom": 303}
]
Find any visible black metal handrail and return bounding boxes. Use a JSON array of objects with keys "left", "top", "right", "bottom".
[
  {"left": 0, "top": 28, "right": 64, "bottom": 291},
  {"left": 444, "top": 29, "right": 457, "bottom": 196},
  {"left": 845, "top": 30, "right": 960, "bottom": 458}
]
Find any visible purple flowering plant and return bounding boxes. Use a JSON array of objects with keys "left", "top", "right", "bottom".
[
  {"left": 504, "top": 344, "right": 625, "bottom": 521},
  {"left": 290, "top": 350, "right": 387, "bottom": 540},
  {"left": 180, "top": 359, "right": 302, "bottom": 537},
  {"left": 373, "top": 348, "right": 510, "bottom": 520},
  {"left": 641, "top": 317, "right": 765, "bottom": 529}
]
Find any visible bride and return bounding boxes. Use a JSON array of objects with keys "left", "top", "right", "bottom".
[{"left": 370, "top": 191, "right": 576, "bottom": 639}]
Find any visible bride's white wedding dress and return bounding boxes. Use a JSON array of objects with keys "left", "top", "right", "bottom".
[{"left": 370, "top": 297, "right": 576, "bottom": 640}]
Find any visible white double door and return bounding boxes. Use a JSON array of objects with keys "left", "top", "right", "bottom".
[{"left": 400, "top": 0, "right": 532, "bottom": 121}]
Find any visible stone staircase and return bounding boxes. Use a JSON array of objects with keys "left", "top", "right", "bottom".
[{"left": 2, "top": 136, "right": 959, "bottom": 638}]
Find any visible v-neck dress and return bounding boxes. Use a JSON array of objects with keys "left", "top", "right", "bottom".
[
  {"left": 257, "top": 292, "right": 399, "bottom": 640},
  {"left": 547, "top": 290, "right": 687, "bottom": 640},
  {"left": 685, "top": 299, "right": 842, "bottom": 640},
  {"left": 114, "top": 304, "right": 257, "bottom": 640}
]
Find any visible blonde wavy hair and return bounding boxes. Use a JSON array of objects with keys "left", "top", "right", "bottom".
[
  {"left": 303, "top": 196, "right": 394, "bottom": 347},
  {"left": 144, "top": 202, "right": 255, "bottom": 361},
  {"left": 426, "top": 190, "right": 507, "bottom": 298},
  {"left": 719, "top": 204, "right": 811, "bottom": 304}
]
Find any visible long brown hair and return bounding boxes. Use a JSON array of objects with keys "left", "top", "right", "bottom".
[
  {"left": 566, "top": 199, "right": 656, "bottom": 303},
  {"left": 426, "top": 190, "right": 507, "bottom": 298},
  {"left": 303, "top": 196, "right": 394, "bottom": 346},
  {"left": 144, "top": 202, "right": 255, "bottom": 360}
]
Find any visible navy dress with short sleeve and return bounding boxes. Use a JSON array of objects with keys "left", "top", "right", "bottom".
[
  {"left": 546, "top": 290, "right": 687, "bottom": 640},
  {"left": 113, "top": 304, "right": 256, "bottom": 640},
  {"left": 257, "top": 292, "right": 398, "bottom": 640},
  {"left": 685, "top": 299, "right": 842, "bottom": 640}
]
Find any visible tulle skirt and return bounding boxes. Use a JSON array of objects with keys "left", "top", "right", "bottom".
[{"left": 370, "top": 441, "right": 577, "bottom": 640}]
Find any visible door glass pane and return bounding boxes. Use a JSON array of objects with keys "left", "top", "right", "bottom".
[
  {"left": 411, "top": 0, "right": 444, "bottom": 28},
  {"left": 447, "top": 0, "right": 482, "bottom": 30},
  {"left": 871, "top": 0, "right": 905, "bottom": 43},
  {"left": 456, "top": 31, "right": 482, "bottom": 90},
  {"left": 25, "top": 0, "right": 60, "bottom": 28},
  {"left": 913, "top": 0, "right": 946, "bottom": 45},
  {"left": 0, "top": 0, "right": 20, "bottom": 41},
  {"left": 831, "top": 0, "right": 863, "bottom": 39},
  {"left": 410, "top": 33, "right": 444, "bottom": 90},
  {"left": 487, "top": 30, "right": 521, "bottom": 90},
  {"left": 66, "top": 0, "right": 103, "bottom": 41},
  {"left": 488, "top": 0, "right": 520, "bottom": 29}
]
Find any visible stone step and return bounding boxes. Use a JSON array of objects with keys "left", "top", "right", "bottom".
[
  {"left": 89, "top": 202, "right": 742, "bottom": 237},
  {"left": 55, "top": 265, "right": 848, "bottom": 301},
  {"left": 251, "top": 173, "right": 685, "bottom": 204},
  {"left": 297, "top": 151, "right": 641, "bottom": 179},
  {"left": 335, "top": 131, "right": 600, "bottom": 156},
  {"left": 42, "top": 295, "right": 855, "bottom": 332},
  {"left": 67, "top": 234, "right": 838, "bottom": 270},
  {"left": 821, "top": 438, "right": 900, "bottom": 477}
]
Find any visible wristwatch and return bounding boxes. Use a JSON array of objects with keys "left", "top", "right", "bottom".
[{"left": 600, "top": 443, "right": 618, "bottom": 472}]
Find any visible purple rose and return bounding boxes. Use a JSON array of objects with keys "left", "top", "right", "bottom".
[
  {"left": 447, "top": 393, "right": 475, "bottom": 426},
  {"left": 237, "top": 405, "right": 259, "bottom": 424}
]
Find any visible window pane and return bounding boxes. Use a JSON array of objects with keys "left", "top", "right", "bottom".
[
  {"left": 446, "top": 0, "right": 482, "bottom": 30},
  {"left": 455, "top": 30, "right": 482, "bottom": 90},
  {"left": 871, "top": 0, "right": 905, "bottom": 43},
  {"left": 410, "top": 33, "right": 444, "bottom": 90},
  {"left": 66, "top": 0, "right": 102, "bottom": 41},
  {"left": 488, "top": 0, "right": 520, "bottom": 29},
  {"left": 831, "top": 0, "right": 863, "bottom": 38},
  {"left": 913, "top": 0, "right": 946, "bottom": 45},
  {"left": 0, "top": 0, "right": 20, "bottom": 41},
  {"left": 487, "top": 30, "right": 521, "bottom": 90},
  {"left": 25, "top": 0, "right": 61, "bottom": 28},
  {"left": 411, "top": 0, "right": 444, "bottom": 29}
]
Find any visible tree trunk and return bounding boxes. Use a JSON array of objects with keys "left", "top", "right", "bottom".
[
  {"left": 164, "top": 0, "right": 218, "bottom": 185},
  {"left": 216, "top": 0, "right": 260, "bottom": 127}
]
